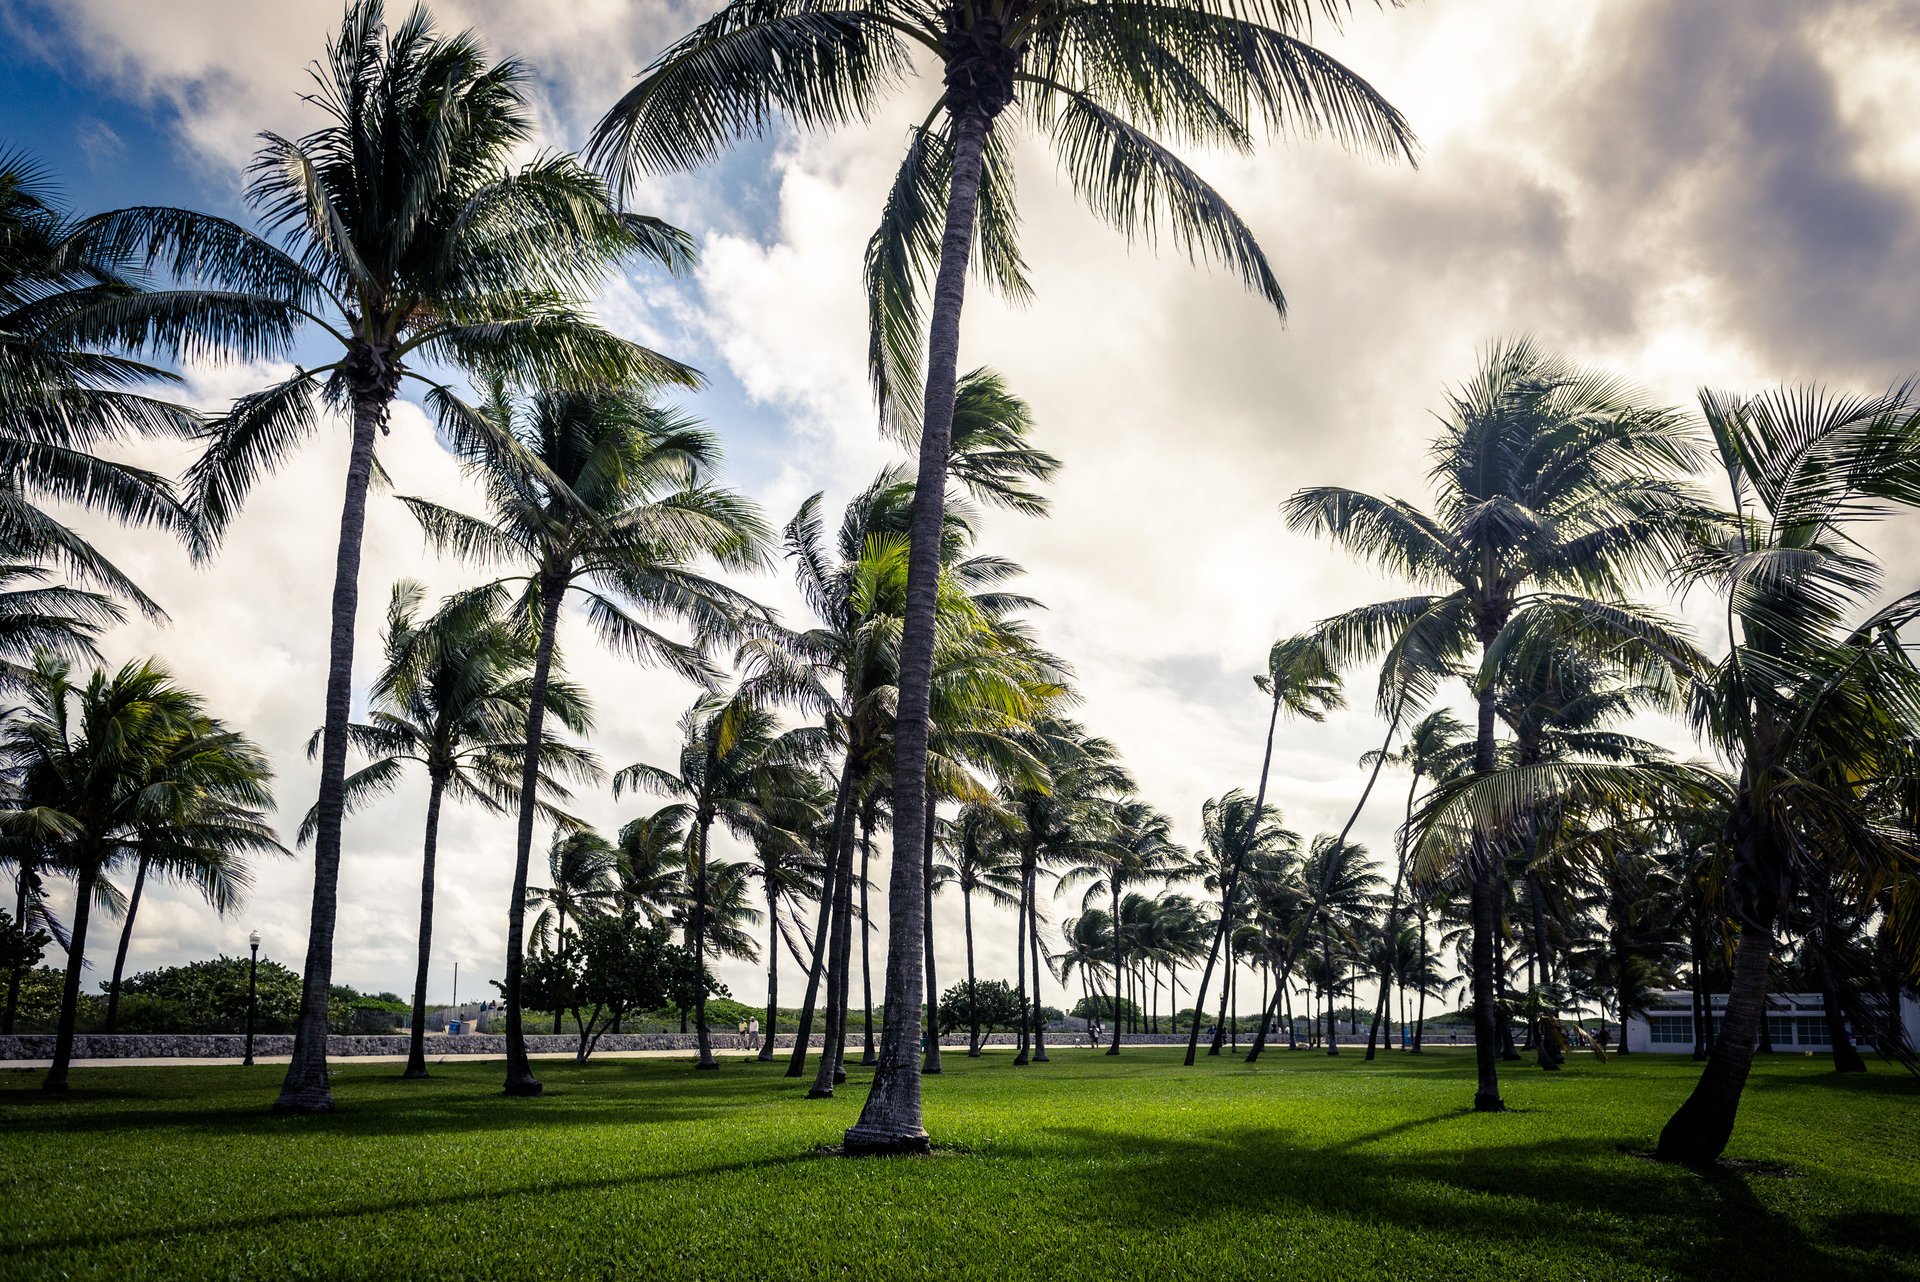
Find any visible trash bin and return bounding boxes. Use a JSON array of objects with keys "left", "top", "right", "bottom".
[{"left": 447, "top": 1021, "right": 461, "bottom": 1035}]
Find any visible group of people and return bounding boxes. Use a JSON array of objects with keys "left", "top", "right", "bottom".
[{"left": 735, "top": 1018, "right": 762, "bottom": 1050}]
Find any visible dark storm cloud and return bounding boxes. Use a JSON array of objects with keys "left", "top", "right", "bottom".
[{"left": 1561, "top": 0, "right": 1920, "bottom": 378}]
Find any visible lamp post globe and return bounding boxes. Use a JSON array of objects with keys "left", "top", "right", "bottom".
[{"left": 244, "top": 931, "right": 261, "bottom": 1067}]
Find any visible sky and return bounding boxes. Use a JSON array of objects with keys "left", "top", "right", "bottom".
[{"left": 4, "top": 0, "right": 1920, "bottom": 1017}]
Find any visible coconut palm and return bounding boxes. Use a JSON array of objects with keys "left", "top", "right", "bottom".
[
  {"left": 529, "top": 829, "right": 624, "bottom": 1032},
  {"left": 1059, "top": 797, "right": 1180, "bottom": 1054},
  {"left": 1183, "top": 634, "right": 1342, "bottom": 1065},
  {"left": 79, "top": 1, "right": 694, "bottom": 1112},
  {"left": 593, "top": 0, "right": 1415, "bottom": 1154},
  {"left": 0, "top": 152, "right": 200, "bottom": 621},
  {"left": 615, "top": 806, "right": 690, "bottom": 926},
  {"left": 1286, "top": 337, "right": 1703, "bottom": 1110},
  {"left": 615, "top": 691, "right": 816, "bottom": 1070},
  {"left": 1196, "top": 790, "right": 1297, "bottom": 1055},
  {"left": 409, "top": 384, "right": 768, "bottom": 1092},
  {"left": 745, "top": 767, "right": 830, "bottom": 1061},
  {"left": 303, "top": 580, "right": 596, "bottom": 1076},
  {"left": 0, "top": 657, "right": 280, "bottom": 1091},
  {"left": 940, "top": 802, "right": 1021, "bottom": 1054},
  {"left": 1649, "top": 383, "right": 1920, "bottom": 1161},
  {"left": 1299, "top": 833, "right": 1382, "bottom": 1054}
]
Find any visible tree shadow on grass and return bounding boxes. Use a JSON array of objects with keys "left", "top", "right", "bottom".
[
  {"left": 1031, "top": 1122, "right": 1884, "bottom": 1281},
  {"left": 7, "top": 1148, "right": 821, "bottom": 1259}
]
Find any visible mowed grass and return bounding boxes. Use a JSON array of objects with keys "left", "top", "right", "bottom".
[{"left": 2, "top": 1048, "right": 1917, "bottom": 1281}]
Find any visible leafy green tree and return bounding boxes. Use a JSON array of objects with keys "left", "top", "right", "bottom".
[
  {"left": 592, "top": 0, "right": 1414, "bottom": 1156},
  {"left": 0, "top": 657, "right": 280, "bottom": 1090},
  {"left": 937, "top": 977, "right": 1023, "bottom": 1041},
  {"left": 408, "top": 384, "right": 768, "bottom": 1094},
  {"left": 519, "top": 910, "right": 704, "bottom": 1063},
  {"left": 114, "top": 955, "right": 304, "bottom": 1033},
  {"left": 81, "top": 0, "right": 692, "bottom": 1113},
  {"left": 939, "top": 802, "right": 1021, "bottom": 1055}
]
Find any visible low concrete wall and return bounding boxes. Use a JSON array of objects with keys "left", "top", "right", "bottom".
[{"left": 0, "top": 1029, "right": 1179, "bottom": 1060}]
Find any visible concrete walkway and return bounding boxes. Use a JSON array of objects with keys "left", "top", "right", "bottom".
[{"left": 0, "top": 1044, "right": 1071, "bottom": 1070}]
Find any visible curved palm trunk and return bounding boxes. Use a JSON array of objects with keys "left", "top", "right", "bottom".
[
  {"left": 4, "top": 859, "right": 34, "bottom": 1033},
  {"left": 501, "top": 575, "right": 566, "bottom": 1096},
  {"left": 1366, "top": 772, "right": 1422, "bottom": 1059},
  {"left": 1209, "top": 928, "right": 1232, "bottom": 1056},
  {"left": 276, "top": 395, "right": 383, "bottom": 1113},
  {"left": 810, "top": 798, "right": 859, "bottom": 1097},
  {"left": 1246, "top": 958, "right": 1286, "bottom": 1063},
  {"left": 1812, "top": 881, "right": 1867, "bottom": 1073},
  {"left": 1467, "top": 683, "right": 1506, "bottom": 1111},
  {"left": 922, "top": 807, "right": 942, "bottom": 1074},
  {"left": 404, "top": 775, "right": 447, "bottom": 1079},
  {"left": 552, "top": 904, "right": 568, "bottom": 1035},
  {"left": 1186, "top": 691, "right": 1280, "bottom": 1066},
  {"left": 788, "top": 755, "right": 854, "bottom": 1077},
  {"left": 43, "top": 863, "right": 97, "bottom": 1093},
  {"left": 103, "top": 854, "right": 150, "bottom": 1033},
  {"left": 760, "top": 870, "right": 780, "bottom": 1063},
  {"left": 1527, "top": 870, "right": 1563, "bottom": 1070},
  {"left": 1322, "top": 920, "right": 1340, "bottom": 1056},
  {"left": 692, "top": 809, "right": 718, "bottom": 1071},
  {"left": 859, "top": 808, "right": 876, "bottom": 1066},
  {"left": 963, "top": 887, "right": 981, "bottom": 1056},
  {"left": 1106, "top": 880, "right": 1124, "bottom": 1056},
  {"left": 1656, "top": 888, "right": 1777, "bottom": 1163}
]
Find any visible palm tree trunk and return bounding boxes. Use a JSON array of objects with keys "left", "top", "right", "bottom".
[
  {"left": 1812, "top": 878, "right": 1867, "bottom": 1072},
  {"left": 692, "top": 809, "right": 718, "bottom": 1071},
  {"left": 1366, "top": 772, "right": 1421, "bottom": 1060},
  {"left": 810, "top": 794, "right": 859, "bottom": 1097},
  {"left": 1467, "top": 681, "right": 1505, "bottom": 1112},
  {"left": 1655, "top": 894, "right": 1778, "bottom": 1163},
  {"left": 1107, "top": 881, "right": 1124, "bottom": 1056},
  {"left": 843, "top": 100, "right": 998, "bottom": 1157},
  {"left": 788, "top": 754, "right": 855, "bottom": 1077},
  {"left": 1209, "top": 927, "right": 1233, "bottom": 1056},
  {"left": 276, "top": 392, "right": 383, "bottom": 1113},
  {"left": 921, "top": 806, "right": 942, "bottom": 1075},
  {"left": 760, "top": 870, "right": 780, "bottom": 1063},
  {"left": 552, "top": 904, "right": 567, "bottom": 1036},
  {"left": 1413, "top": 903, "right": 1428, "bottom": 1053},
  {"left": 963, "top": 887, "right": 981, "bottom": 1056},
  {"left": 1247, "top": 951, "right": 1290, "bottom": 1062},
  {"left": 404, "top": 775, "right": 447, "bottom": 1080},
  {"left": 501, "top": 575, "right": 565, "bottom": 1097},
  {"left": 103, "top": 854, "right": 150, "bottom": 1033},
  {"left": 1012, "top": 860, "right": 1031, "bottom": 1066},
  {"left": 4, "top": 859, "right": 33, "bottom": 1034},
  {"left": 859, "top": 807, "right": 876, "bottom": 1065},
  {"left": 1030, "top": 871, "right": 1048, "bottom": 1063},
  {"left": 1186, "top": 691, "right": 1280, "bottom": 1066},
  {"left": 44, "top": 862, "right": 99, "bottom": 1092},
  {"left": 1528, "top": 870, "right": 1562, "bottom": 1070}
]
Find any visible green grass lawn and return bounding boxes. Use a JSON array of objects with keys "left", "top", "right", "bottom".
[{"left": 2, "top": 1048, "right": 1916, "bottom": 1281}]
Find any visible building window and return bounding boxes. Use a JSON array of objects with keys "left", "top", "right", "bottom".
[
  {"left": 1795, "top": 1016, "right": 1830, "bottom": 1047},
  {"left": 1767, "top": 1015, "right": 1797, "bottom": 1046},
  {"left": 1649, "top": 1015, "right": 1693, "bottom": 1045}
]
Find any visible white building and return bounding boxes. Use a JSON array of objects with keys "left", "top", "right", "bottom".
[{"left": 1622, "top": 989, "right": 1920, "bottom": 1054}]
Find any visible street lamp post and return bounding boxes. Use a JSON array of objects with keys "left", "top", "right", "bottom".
[{"left": 244, "top": 930, "right": 260, "bottom": 1066}]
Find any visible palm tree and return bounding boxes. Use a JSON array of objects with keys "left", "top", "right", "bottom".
[
  {"left": 1651, "top": 383, "right": 1920, "bottom": 1162},
  {"left": 308, "top": 580, "right": 596, "bottom": 1077},
  {"left": 530, "top": 829, "right": 624, "bottom": 1032},
  {"left": 746, "top": 767, "right": 830, "bottom": 1061},
  {"left": 83, "top": 1, "right": 693, "bottom": 1112},
  {"left": 1059, "top": 797, "right": 1181, "bottom": 1054},
  {"left": 941, "top": 802, "right": 1021, "bottom": 1054},
  {"left": 1287, "top": 338, "right": 1702, "bottom": 1110},
  {"left": 1300, "top": 833, "right": 1382, "bottom": 1054},
  {"left": 1362, "top": 710, "right": 1468, "bottom": 1057},
  {"left": 1197, "top": 790, "right": 1298, "bottom": 1055},
  {"left": 0, "top": 657, "right": 280, "bottom": 1091},
  {"left": 0, "top": 152, "right": 200, "bottom": 621},
  {"left": 593, "top": 0, "right": 1415, "bottom": 1155},
  {"left": 616, "top": 691, "right": 814, "bottom": 1070},
  {"left": 409, "top": 384, "right": 768, "bottom": 1093},
  {"left": 615, "top": 806, "right": 689, "bottom": 926},
  {"left": 1184, "top": 634, "right": 1342, "bottom": 1065}
]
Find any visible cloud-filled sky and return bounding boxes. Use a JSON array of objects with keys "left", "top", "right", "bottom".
[{"left": 4, "top": 0, "right": 1919, "bottom": 1016}]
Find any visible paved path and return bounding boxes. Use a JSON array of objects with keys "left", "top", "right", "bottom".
[{"left": 0, "top": 1044, "right": 1062, "bottom": 1070}]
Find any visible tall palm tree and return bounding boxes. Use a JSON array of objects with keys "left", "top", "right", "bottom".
[
  {"left": 410, "top": 384, "right": 768, "bottom": 1093},
  {"left": 1197, "top": 790, "right": 1297, "bottom": 1055},
  {"left": 593, "top": 0, "right": 1415, "bottom": 1155},
  {"left": 1286, "top": 338, "right": 1702, "bottom": 1110},
  {"left": 941, "top": 802, "right": 1021, "bottom": 1054},
  {"left": 1361, "top": 710, "right": 1467, "bottom": 1057},
  {"left": 529, "top": 829, "right": 624, "bottom": 1032},
  {"left": 306, "top": 580, "right": 596, "bottom": 1077},
  {"left": 1183, "top": 634, "right": 1342, "bottom": 1065},
  {"left": 1059, "top": 797, "right": 1181, "bottom": 1054},
  {"left": 746, "top": 766, "right": 830, "bottom": 1061},
  {"left": 615, "top": 806, "right": 689, "bottom": 926},
  {"left": 0, "top": 657, "right": 280, "bottom": 1091},
  {"left": 84, "top": 1, "right": 693, "bottom": 1112},
  {"left": 616, "top": 691, "right": 815, "bottom": 1070},
  {"left": 1300, "top": 832, "right": 1382, "bottom": 1054}
]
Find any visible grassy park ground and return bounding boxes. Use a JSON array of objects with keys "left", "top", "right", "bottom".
[{"left": 1, "top": 1048, "right": 1916, "bottom": 1281}]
